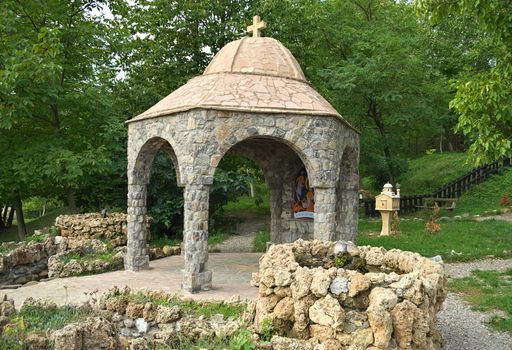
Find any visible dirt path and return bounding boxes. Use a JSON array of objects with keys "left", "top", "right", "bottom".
[{"left": 211, "top": 216, "right": 269, "bottom": 253}]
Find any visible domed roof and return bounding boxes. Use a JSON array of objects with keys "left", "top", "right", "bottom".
[
  {"left": 203, "top": 37, "right": 306, "bottom": 81},
  {"left": 129, "top": 37, "right": 348, "bottom": 124}
]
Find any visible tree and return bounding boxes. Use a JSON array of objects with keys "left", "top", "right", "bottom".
[
  {"left": 110, "top": 0, "right": 257, "bottom": 117},
  {"left": 416, "top": 0, "right": 512, "bottom": 164},
  {"left": 0, "top": 0, "right": 123, "bottom": 228}
]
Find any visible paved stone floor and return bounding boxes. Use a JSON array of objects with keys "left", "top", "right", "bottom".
[{"left": 4, "top": 253, "right": 262, "bottom": 309}]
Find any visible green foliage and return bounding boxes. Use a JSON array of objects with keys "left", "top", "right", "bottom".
[
  {"left": 1, "top": 207, "right": 70, "bottom": 243},
  {"left": 146, "top": 153, "right": 250, "bottom": 241},
  {"left": 397, "top": 152, "right": 472, "bottom": 194},
  {"left": 313, "top": 0, "right": 450, "bottom": 184},
  {"left": 449, "top": 269, "right": 512, "bottom": 333},
  {"left": 58, "top": 249, "right": 123, "bottom": 276},
  {"left": 416, "top": 0, "right": 512, "bottom": 164},
  {"left": 0, "top": 304, "right": 94, "bottom": 349},
  {"left": 358, "top": 218, "right": 512, "bottom": 262},
  {"left": 334, "top": 254, "right": 348, "bottom": 268},
  {"left": 127, "top": 291, "right": 245, "bottom": 319},
  {"left": 252, "top": 229, "right": 271, "bottom": 253},
  {"left": 25, "top": 234, "right": 44, "bottom": 244},
  {"left": 455, "top": 168, "right": 512, "bottom": 215},
  {"left": 149, "top": 235, "right": 181, "bottom": 249},
  {"left": 222, "top": 182, "right": 270, "bottom": 218},
  {"left": 261, "top": 317, "right": 274, "bottom": 342}
]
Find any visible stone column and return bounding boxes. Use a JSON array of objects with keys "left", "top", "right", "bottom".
[
  {"left": 125, "top": 184, "right": 150, "bottom": 271},
  {"left": 337, "top": 189, "right": 359, "bottom": 241},
  {"left": 314, "top": 187, "right": 337, "bottom": 241},
  {"left": 182, "top": 183, "right": 212, "bottom": 293}
]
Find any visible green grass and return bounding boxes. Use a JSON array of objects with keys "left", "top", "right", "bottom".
[
  {"left": 252, "top": 229, "right": 270, "bottom": 252},
  {"left": 357, "top": 218, "right": 512, "bottom": 262},
  {"left": 1, "top": 304, "right": 94, "bottom": 349},
  {"left": 222, "top": 182, "right": 270, "bottom": 218},
  {"left": 58, "top": 249, "right": 123, "bottom": 276},
  {"left": 155, "top": 327, "right": 255, "bottom": 350},
  {"left": 397, "top": 152, "right": 472, "bottom": 195},
  {"left": 454, "top": 168, "right": 512, "bottom": 215},
  {"left": 127, "top": 291, "right": 246, "bottom": 319},
  {"left": 449, "top": 269, "right": 512, "bottom": 333},
  {"left": 0, "top": 206, "right": 70, "bottom": 243},
  {"left": 150, "top": 235, "right": 181, "bottom": 248}
]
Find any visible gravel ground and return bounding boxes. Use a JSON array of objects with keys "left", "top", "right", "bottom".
[
  {"left": 439, "top": 258, "right": 512, "bottom": 350},
  {"left": 444, "top": 258, "right": 512, "bottom": 278}
]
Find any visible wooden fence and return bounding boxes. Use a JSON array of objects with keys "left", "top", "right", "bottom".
[{"left": 362, "top": 157, "right": 511, "bottom": 217}]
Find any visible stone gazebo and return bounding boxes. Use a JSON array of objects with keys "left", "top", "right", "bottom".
[{"left": 125, "top": 17, "right": 360, "bottom": 292}]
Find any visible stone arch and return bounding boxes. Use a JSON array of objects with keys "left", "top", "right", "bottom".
[
  {"left": 125, "top": 136, "right": 181, "bottom": 272},
  {"left": 213, "top": 136, "right": 315, "bottom": 243},
  {"left": 335, "top": 146, "right": 360, "bottom": 242},
  {"left": 211, "top": 126, "right": 319, "bottom": 187},
  {"left": 130, "top": 136, "right": 182, "bottom": 187}
]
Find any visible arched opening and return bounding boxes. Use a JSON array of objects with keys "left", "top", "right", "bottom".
[
  {"left": 212, "top": 137, "right": 314, "bottom": 249},
  {"left": 335, "top": 147, "right": 359, "bottom": 242},
  {"left": 125, "top": 137, "right": 181, "bottom": 271}
]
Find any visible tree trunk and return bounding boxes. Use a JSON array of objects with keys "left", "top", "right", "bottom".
[
  {"left": 367, "top": 98, "right": 396, "bottom": 186},
  {"left": 0, "top": 210, "right": 4, "bottom": 230},
  {"left": 2, "top": 205, "right": 8, "bottom": 222},
  {"left": 65, "top": 186, "right": 78, "bottom": 214},
  {"left": 249, "top": 182, "right": 255, "bottom": 198},
  {"left": 14, "top": 194, "right": 27, "bottom": 241},
  {"left": 7, "top": 206, "right": 14, "bottom": 227}
]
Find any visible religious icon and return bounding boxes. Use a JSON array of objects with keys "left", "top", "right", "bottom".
[{"left": 293, "top": 167, "right": 314, "bottom": 219}]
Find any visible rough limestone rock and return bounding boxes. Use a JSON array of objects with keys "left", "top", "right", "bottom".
[
  {"left": 274, "top": 297, "right": 295, "bottom": 321},
  {"left": 0, "top": 297, "right": 15, "bottom": 317},
  {"left": 25, "top": 333, "right": 47, "bottom": 350},
  {"left": 142, "top": 302, "right": 158, "bottom": 322},
  {"left": 329, "top": 276, "right": 349, "bottom": 296},
  {"left": 309, "top": 294, "right": 344, "bottom": 328},
  {"left": 52, "top": 323, "right": 83, "bottom": 350},
  {"left": 290, "top": 266, "right": 313, "bottom": 299},
  {"left": 310, "top": 267, "right": 336, "bottom": 297},
  {"left": 60, "top": 259, "right": 83, "bottom": 278},
  {"left": 48, "top": 255, "right": 64, "bottom": 278},
  {"left": 348, "top": 273, "right": 370, "bottom": 297},
  {"left": 367, "top": 288, "right": 397, "bottom": 349},
  {"left": 252, "top": 240, "right": 446, "bottom": 350},
  {"left": 126, "top": 303, "right": 144, "bottom": 320},
  {"left": 52, "top": 317, "right": 119, "bottom": 350},
  {"left": 155, "top": 305, "right": 182, "bottom": 323},
  {"left": 271, "top": 335, "right": 316, "bottom": 350}
]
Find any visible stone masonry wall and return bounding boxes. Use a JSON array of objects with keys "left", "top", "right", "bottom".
[
  {"left": 0, "top": 238, "right": 56, "bottom": 286},
  {"left": 251, "top": 240, "right": 446, "bottom": 350}
]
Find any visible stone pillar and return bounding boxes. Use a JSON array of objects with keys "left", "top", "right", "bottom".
[
  {"left": 314, "top": 187, "right": 337, "bottom": 241},
  {"left": 182, "top": 183, "right": 212, "bottom": 293},
  {"left": 338, "top": 189, "right": 359, "bottom": 241},
  {"left": 125, "top": 184, "right": 150, "bottom": 271}
]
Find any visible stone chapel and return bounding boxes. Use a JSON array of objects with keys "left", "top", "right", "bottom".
[{"left": 125, "top": 17, "right": 360, "bottom": 292}]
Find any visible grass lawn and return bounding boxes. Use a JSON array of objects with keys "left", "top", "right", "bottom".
[
  {"left": 358, "top": 218, "right": 512, "bottom": 262},
  {"left": 449, "top": 269, "right": 512, "bottom": 333},
  {"left": 221, "top": 182, "right": 270, "bottom": 218},
  {"left": 0, "top": 207, "right": 70, "bottom": 243},
  {"left": 397, "top": 152, "right": 472, "bottom": 195},
  {"left": 454, "top": 168, "right": 512, "bottom": 215}
]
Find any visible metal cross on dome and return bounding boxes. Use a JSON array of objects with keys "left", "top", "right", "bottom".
[{"left": 247, "top": 15, "right": 266, "bottom": 37}]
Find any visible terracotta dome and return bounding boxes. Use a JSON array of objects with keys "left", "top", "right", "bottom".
[{"left": 130, "top": 37, "right": 344, "bottom": 122}]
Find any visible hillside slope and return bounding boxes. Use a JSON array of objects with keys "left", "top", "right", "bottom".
[
  {"left": 454, "top": 167, "right": 512, "bottom": 215},
  {"left": 397, "top": 152, "right": 472, "bottom": 194}
]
